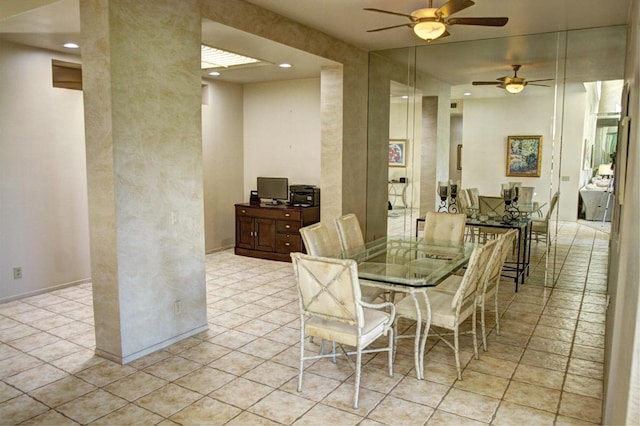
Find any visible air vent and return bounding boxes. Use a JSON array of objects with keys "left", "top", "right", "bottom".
[{"left": 451, "top": 102, "right": 458, "bottom": 109}]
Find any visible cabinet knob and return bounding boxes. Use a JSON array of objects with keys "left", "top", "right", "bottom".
[
  {"left": 285, "top": 224, "right": 291, "bottom": 229},
  {"left": 284, "top": 242, "right": 290, "bottom": 246},
  {"left": 241, "top": 210, "right": 246, "bottom": 214},
  {"left": 284, "top": 213, "right": 290, "bottom": 217}
]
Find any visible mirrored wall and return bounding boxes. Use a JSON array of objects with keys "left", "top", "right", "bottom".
[{"left": 367, "top": 25, "right": 626, "bottom": 286}]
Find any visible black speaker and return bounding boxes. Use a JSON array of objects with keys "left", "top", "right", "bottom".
[{"left": 249, "top": 190, "right": 260, "bottom": 205}]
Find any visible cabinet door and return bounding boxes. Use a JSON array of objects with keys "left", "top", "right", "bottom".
[
  {"left": 236, "top": 216, "right": 254, "bottom": 250},
  {"left": 255, "top": 218, "right": 276, "bottom": 252}
]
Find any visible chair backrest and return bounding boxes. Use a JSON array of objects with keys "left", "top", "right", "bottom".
[
  {"left": 335, "top": 213, "right": 366, "bottom": 252},
  {"left": 423, "top": 211, "right": 466, "bottom": 243},
  {"left": 518, "top": 187, "right": 535, "bottom": 204},
  {"left": 299, "top": 222, "right": 341, "bottom": 257},
  {"left": 478, "top": 196, "right": 504, "bottom": 216},
  {"left": 291, "top": 253, "right": 362, "bottom": 328},
  {"left": 452, "top": 238, "right": 499, "bottom": 314},
  {"left": 481, "top": 229, "right": 518, "bottom": 298},
  {"left": 467, "top": 188, "right": 480, "bottom": 209},
  {"left": 458, "top": 189, "right": 471, "bottom": 215}
]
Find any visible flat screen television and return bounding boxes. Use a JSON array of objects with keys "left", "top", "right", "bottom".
[{"left": 257, "top": 177, "right": 289, "bottom": 204}]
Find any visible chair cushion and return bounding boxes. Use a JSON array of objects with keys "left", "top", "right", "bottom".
[
  {"left": 395, "top": 290, "right": 457, "bottom": 329},
  {"left": 305, "top": 308, "right": 390, "bottom": 347}
]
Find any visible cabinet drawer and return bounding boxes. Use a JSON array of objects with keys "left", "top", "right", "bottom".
[
  {"left": 235, "top": 206, "right": 301, "bottom": 221},
  {"left": 275, "top": 234, "right": 301, "bottom": 253},
  {"left": 277, "top": 220, "right": 300, "bottom": 233}
]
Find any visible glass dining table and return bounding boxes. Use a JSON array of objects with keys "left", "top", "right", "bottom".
[{"left": 339, "top": 236, "right": 476, "bottom": 379}]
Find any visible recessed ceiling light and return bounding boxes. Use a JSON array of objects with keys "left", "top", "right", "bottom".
[
  {"left": 63, "top": 43, "right": 79, "bottom": 49},
  {"left": 463, "top": 92, "right": 472, "bottom": 96},
  {"left": 201, "top": 45, "right": 260, "bottom": 69},
  {"left": 279, "top": 63, "right": 292, "bottom": 68},
  {"left": 401, "top": 95, "right": 409, "bottom": 99},
  {"left": 208, "top": 71, "right": 220, "bottom": 76}
]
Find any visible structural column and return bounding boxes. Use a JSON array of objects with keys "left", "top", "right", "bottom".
[{"left": 80, "top": 0, "right": 207, "bottom": 363}]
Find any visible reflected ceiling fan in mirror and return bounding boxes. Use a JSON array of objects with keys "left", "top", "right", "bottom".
[
  {"left": 364, "top": 0, "right": 508, "bottom": 42},
  {"left": 472, "top": 64, "right": 554, "bottom": 94}
]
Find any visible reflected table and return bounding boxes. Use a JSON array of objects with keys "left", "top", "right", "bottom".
[{"left": 340, "top": 236, "right": 475, "bottom": 379}]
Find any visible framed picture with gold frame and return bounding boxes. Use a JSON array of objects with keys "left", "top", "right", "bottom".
[
  {"left": 506, "top": 135, "right": 542, "bottom": 177},
  {"left": 389, "top": 139, "right": 406, "bottom": 167}
]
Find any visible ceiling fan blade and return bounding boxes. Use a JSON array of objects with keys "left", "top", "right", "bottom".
[
  {"left": 526, "top": 78, "right": 554, "bottom": 83},
  {"left": 527, "top": 83, "right": 551, "bottom": 87},
  {"left": 366, "top": 23, "right": 414, "bottom": 33},
  {"left": 447, "top": 17, "right": 509, "bottom": 26},
  {"left": 472, "top": 81, "right": 500, "bottom": 85},
  {"left": 363, "top": 8, "right": 415, "bottom": 20},
  {"left": 437, "top": 0, "right": 475, "bottom": 18}
]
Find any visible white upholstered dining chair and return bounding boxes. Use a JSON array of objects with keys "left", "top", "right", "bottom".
[
  {"left": 299, "top": 221, "right": 341, "bottom": 258},
  {"left": 291, "top": 253, "right": 395, "bottom": 409},
  {"left": 422, "top": 211, "right": 466, "bottom": 244},
  {"left": 395, "top": 238, "right": 498, "bottom": 380},
  {"left": 334, "top": 213, "right": 388, "bottom": 303}
]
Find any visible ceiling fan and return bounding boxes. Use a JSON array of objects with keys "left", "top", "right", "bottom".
[
  {"left": 364, "top": 0, "right": 508, "bottom": 42},
  {"left": 472, "top": 65, "right": 554, "bottom": 94}
]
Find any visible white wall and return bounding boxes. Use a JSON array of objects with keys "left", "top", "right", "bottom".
[
  {"left": 201, "top": 81, "right": 244, "bottom": 252},
  {"left": 242, "top": 78, "right": 321, "bottom": 195},
  {"left": 460, "top": 92, "right": 588, "bottom": 220},
  {"left": 0, "top": 41, "right": 91, "bottom": 301}
]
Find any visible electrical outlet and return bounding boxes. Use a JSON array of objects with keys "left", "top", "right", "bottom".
[
  {"left": 13, "top": 267, "right": 22, "bottom": 279},
  {"left": 174, "top": 300, "right": 182, "bottom": 314}
]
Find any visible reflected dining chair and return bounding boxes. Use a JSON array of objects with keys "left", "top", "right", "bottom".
[
  {"left": 335, "top": 213, "right": 388, "bottom": 303},
  {"left": 291, "top": 253, "right": 395, "bottom": 409},
  {"left": 466, "top": 188, "right": 480, "bottom": 210},
  {"left": 395, "top": 238, "right": 498, "bottom": 380},
  {"left": 532, "top": 191, "right": 560, "bottom": 243},
  {"left": 422, "top": 211, "right": 466, "bottom": 244}
]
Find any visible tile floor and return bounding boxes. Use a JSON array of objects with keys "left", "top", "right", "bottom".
[{"left": 0, "top": 218, "right": 608, "bottom": 425}]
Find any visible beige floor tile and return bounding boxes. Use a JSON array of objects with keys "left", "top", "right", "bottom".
[
  {"left": 249, "top": 389, "right": 316, "bottom": 424},
  {"left": 292, "top": 403, "right": 363, "bottom": 425},
  {"left": 208, "top": 329, "right": 257, "bottom": 349},
  {"left": 563, "top": 373, "right": 603, "bottom": 399},
  {"left": 520, "top": 348, "right": 569, "bottom": 372},
  {"left": 20, "top": 408, "right": 80, "bottom": 425},
  {"left": 5, "top": 363, "right": 68, "bottom": 393},
  {"left": 438, "top": 388, "right": 500, "bottom": 423},
  {"left": 0, "top": 353, "right": 43, "bottom": 379},
  {"left": 492, "top": 401, "right": 555, "bottom": 425},
  {"left": 170, "top": 396, "right": 242, "bottom": 425},
  {"left": 573, "top": 331, "right": 605, "bottom": 348},
  {"left": 533, "top": 324, "right": 575, "bottom": 342},
  {"left": 554, "top": 414, "right": 599, "bottom": 425},
  {"left": 453, "top": 369, "right": 509, "bottom": 399},
  {"left": 512, "top": 364, "right": 564, "bottom": 390},
  {"left": 75, "top": 360, "right": 136, "bottom": 387},
  {"left": 465, "top": 354, "right": 517, "bottom": 379},
  {"left": 567, "top": 357, "right": 603, "bottom": 379},
  {"left": 9, "top": 331, "right": 60, "bottom": 352},
  {"left": 27, "top": 339, "right": 84, "bottom": 362},
  {"left": 242, "top": 360, "right": 298, "bottom": 388},
  {"left": 103, "top": 371, "right": 168, "bottom": 402},
  {"left": 135, "top": 383, "right": 202, "bottom": 418},
  {"left": 368, "top": 395, "right": 434, "bottom": 425},
  {"left": 322, "top": 382, "right": 385, "bottom": 416},
  {"left": 477, "top": 341, "right": 524, "bottom": 362},
  {"left": 425, "top": 409, "right": 487, "bottom": 425},
  {"left": 281, "top": 371, "right": 342, "bottom": 402},
  {"left": 28, "top": 375, "right": 95, "bottom": 407},
  {"left": 0, "top": 394, "right": 49, "bottom": 425},
  {"left": 527, "top": 336, "right": 572, "bottom": 356},
  {"left": 503, "top": 381, "right": 561, "bottom": 413},
  {"left": 558, "top": 392, "right": 602, "bottom": 424},
  {"left": 174, "top": 366, "right": 236, "bottom": 395},
  {"left": 90, "top": 403, "right": 164, "bottom": 425},
  {"left": 179, "top": 341, "right": 231, "bottom": 364},
  {"left": 210, "top": 377, "right": 274, "bottom": 409},
  {"left": 390, "top": 376, "right": 450, "bottom": 407},
  {"left": 57, "top": 389, "right": 128, "bottom": 424},
  {"left": 142, "top": 356, "right": 201, "bottom": 382},
  {"left": 0, "top": 380, "right": 22, "bottom": 403},
  {"left": 571, "top": 344, "right": 604, "bottom": 363},
  {"left": 226, "top": 411, "right": 280, "bottom": 425},
  {"left": 237, "top": 336, "right": 290, "bottom": 360},
  {"left": 208, "top": 351, "right": 264, "bottom": 376}
]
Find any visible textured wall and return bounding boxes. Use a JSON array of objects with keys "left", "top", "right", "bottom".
[{"left": 81, "top": 0, "right": 207, "bottom": 363}]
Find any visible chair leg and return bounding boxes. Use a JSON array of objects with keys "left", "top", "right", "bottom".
[
  {"left": 353, "top": 350, "right": 362, "bottom": 409},
  {"left": 472, "top": 309, "right": 479, "bottom": 361},
  {"left": 454, "top": 327, "right": 462, "bottom": 380},
  {"left": 387, "top": 329, "right": 394, "bottom": 377},
  {"left": 494, "top": 292, "right": 500, "bottom": 336},
  {"left": 298, "top": 329, "right": 305, "bottom": 392},
  {"left": 480, "top": 299, "right": 487, "bottom": 351}
]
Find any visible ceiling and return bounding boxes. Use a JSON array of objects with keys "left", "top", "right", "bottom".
[{"left": 0, "top": 0, "right": 631, "bottom": 91}]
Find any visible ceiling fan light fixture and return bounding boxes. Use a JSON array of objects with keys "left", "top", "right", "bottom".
[
  {"left": 413, "top": 21, "right": 446, "bottom": 41},
  {"left": 505, "top": 82, "right": 525, "bottom": 94}
]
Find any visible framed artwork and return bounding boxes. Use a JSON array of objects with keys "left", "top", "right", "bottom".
[
  {"left": 506, "top": 135, "right": 542, "bottom": 177},
  {"left": 389, "top": 139, "right": 406, "bottom": 167},
  {"left": 456, "top": 144, "right": 462, "bottom": 170}
]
